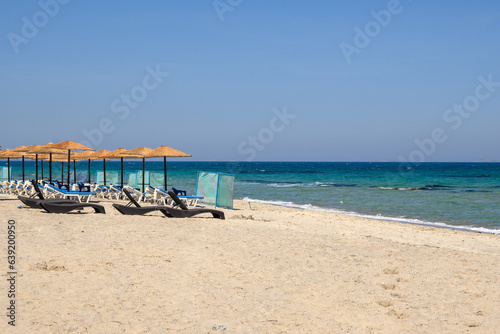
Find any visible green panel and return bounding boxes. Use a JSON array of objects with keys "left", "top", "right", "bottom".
[
  {"left": 95, "top": 171, "right": 119, "bottom": 186},
  {"left": 126, "top": 172, "right": 137, "bottom": 187},
  {"left": 216, "top": 174, "right": 235, "bottom": 209},
  {"left": 136, "top": 171, "right": 150, "bottom": 187},
  {"left": 107, "top": 171, "right": 119, "bottom": 186},
  {"left": 196, "top": 172, "right": 218, "bottom": 205},
  {"left": 149, "top": 172, "right": 164, "bottom": 188},
  {"left": 69, "top": 170, "right": 88, "bottom": 183},
  {"left": 196, "top": 171, "right": 235, "bottom": 209},
  {"left": 0, "top": 167, "right": 10, "bottom": 181}
]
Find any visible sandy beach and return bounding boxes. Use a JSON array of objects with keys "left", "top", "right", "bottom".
[{"left": 1, "top": 193, "right": 499, "bottom": 333}]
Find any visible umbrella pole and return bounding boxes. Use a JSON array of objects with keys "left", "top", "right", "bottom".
[
  {"left": 67, "top": 150, "right": 70, "bottom": 187},
  {"left": 121, "top": 157, "right": 124, "bottom": 188},
  {"left": 164, "top": 156, "right": 167, "bottom": 190},
  {"left": 88, "top": 159, "right": 91, "bottom": 184},
  {"left": 61, "top": 162, "right": 64, "bottom": 183},
  {"left": 142, "top": 158, "right": 145, "bottom": 193},
  {"left": 22, "top": 156, "right": 25, "bottom": 182},
  {"left": 7, "top": 158, "right": 10, "bottom": 182},
  {"left": 73, "top": 160, "right": 76, "bottom": 183},
  {"left": 35, "top": 154, "right": 39, "bottom": 182},
  {"left": 49, "top": 153, "right": 52, "bottom": 183},
  {"left": 103, "top": 159, "right": 106, "bottom": 186},
  {"left": 41, "top": 159, "right": 44, "bottom": 180}
]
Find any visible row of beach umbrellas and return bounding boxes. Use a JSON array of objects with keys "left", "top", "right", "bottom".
[{"left": 0, "top": 141, "right": 191, "bottom": 192}]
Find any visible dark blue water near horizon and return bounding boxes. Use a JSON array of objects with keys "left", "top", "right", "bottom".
[{"left": 3, "top": 160, "right": 500, "bottom": 233}]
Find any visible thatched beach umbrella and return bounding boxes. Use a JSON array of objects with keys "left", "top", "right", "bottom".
[
  {"left": 38, "top": 154, "right": 72, "bottom": 184},
  {"left": 13, "top": 145, "right": 45, "bottom": 182},
  {"left": 29, "top": 143, "right": 66, "bottom": 182},
  {"left": 49, "top": 141, "right": 94, "bottom": 186},
  {"left": 127, "top": 147, "right": 153, "bottom": 192},
  {"left": 28, "top": 152, "right": 53, "bottom": 181},
  {"left": 144, "top": 145, "right": 191, "bottom": 190},
  {"left": 99, "top": 148, "right": 138, "bottom": 188},
  {"left": 73, "top": 150, "right": 100, "bottom": 184}
]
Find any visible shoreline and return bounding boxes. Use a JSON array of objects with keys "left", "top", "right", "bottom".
[
  {"left": 242, "top": 197, "right": 500, "bottom": 235},
  {"left": 0, "top": 194, "right": 499, "bottom": 332}
]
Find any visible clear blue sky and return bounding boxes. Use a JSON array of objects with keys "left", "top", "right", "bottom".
[{"left": 1, "top": 0, "right": 499, "bottom": 161}]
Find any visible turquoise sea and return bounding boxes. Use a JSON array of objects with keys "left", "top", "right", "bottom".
[{"left": 3, "top": 161, "right": 500, "bottom": 234}]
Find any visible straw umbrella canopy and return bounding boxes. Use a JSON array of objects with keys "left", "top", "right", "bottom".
[
  {"left": 49, "top": 141, "right": 94, "bottom": 186},
  {"left": 13, "top": 145, "right": 44, "bottom": 182},
  {"left": 72, "top": 150, "right": 100, "bottom": 184},
  {"left": 143, "top": 145, "right": 191, "bottom": 190},
  {"left": 127, "top": 147, "right": 154, "bottom": 192},
  {"left": 98, "top": 148, "right": 138, "bottom": 188},
  {"left": 11, "top": 145, "right": 28, "bottom": 152},
  {"left": 28, "top": 143, "right": 67, "bottom": 182},
  {"left": 37, "top": 153, "right": 78, "bottom": 184}
]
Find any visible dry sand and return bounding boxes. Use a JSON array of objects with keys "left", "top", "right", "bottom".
[{"left": 0, "top": 193, "right": 499, "bottom": 333}]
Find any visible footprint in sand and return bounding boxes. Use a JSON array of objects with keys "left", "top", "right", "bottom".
[
  {"left": 32, "top": 261, "right": 66, "bottom": 271},
  {"left": 466, "top": 322, "right": 481, "bottom": 328},
  {"left": 377, "top": 300, "right": 393, "bottom": 307},
  {"left": 383, "top": 268, "right": 399, "bottom": 275},
  {"left": 388, "top": 309, "right": 408, "bottom": 319},
  {"left": 381, "top": 283, "right": 396, "bottom": 290}
]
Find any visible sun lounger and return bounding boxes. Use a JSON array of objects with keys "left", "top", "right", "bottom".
[
  {"left": 45, "top": 184, "right": 96, "bottom": 203},
  {"left": 18, "top": 180, "right": 76, "bottom": 208},
  {"left": 154, "top": 187, "right": 203, "bottom": 207},
  {"left": 164, "top": 191, "right": 224, "bottom": 219},
  {"left": 112, "top": 188, "right": 169, "bottom": 216},
  {"left": 38, "top": 202, "right": 105, "bottom": 214}
]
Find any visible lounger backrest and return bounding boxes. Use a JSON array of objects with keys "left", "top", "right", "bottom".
[
  {"left": 168, "top": 191, "right": 189, "bottom": 210},
  {"left": 122, "top": 188, "right": 142, "bottom": 208},
  {"left": 77, "top": 183, "right": 90, "bottom": 192},
  {"left": 172, "top": 187, "right": 187, "bottom": 196},
  {"left": 30, "top": 180, "right": 45, "bottom": 200}
]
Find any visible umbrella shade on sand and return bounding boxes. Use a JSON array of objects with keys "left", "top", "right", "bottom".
[
  {"left": 99, "top": 148, "right": 138, "bottom": 188},
  {"left": 49, "top": 141, "right": 94, "bottom": 186},
  {"left": 127, "top": 147, "right": 154, "bottom": 192},
  {"left": 29, "top": 143, "right": 67, "bottom": 182},
  {"left": 144, "top": 145, "right": 191, "bottom": 191}
]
